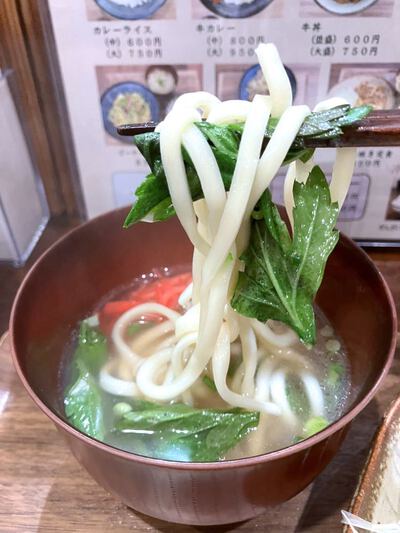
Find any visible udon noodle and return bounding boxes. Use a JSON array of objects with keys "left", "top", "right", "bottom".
[{"left": 97, "top": 43, "right": 356, "bottom": 436}]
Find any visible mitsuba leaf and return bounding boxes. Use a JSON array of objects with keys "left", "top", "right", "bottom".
[
  {"left": 64, "top": 321, "right": 107, "bottom": 440},
  {"left": 124, "top": 105, "right": 371, "bottom": 226},
  {"left": 231, "top": 166, "right": 339, "bottom": 344},
  {"left": 336, "top": 104, "right": 373, "bottom": 127},
  {"left": 303, "top": 416, "right": 329, "bottom": 438},
  {"left": 75, "top": 320, "right": 107, "bottom": 375},
  {"left": 117, "top": 401, "right": 259, "bottom": 462},
  {"left": 125, "top": 132, "right": 206, "bottom": 226},
  {"left": 286, "top": 378, "right": 310, "bottom": 418},
  {"left": 202, "top": 375, "right": 217, "bottom": 392},
  {"left": 64, "top": 361, "right": 105, "bottom": 440},
  {"left": 328, "top": 362, "right": 345, "bottom": 386},
  {"left": 124, "top": 173, "right": 170, "bottom": 227}
]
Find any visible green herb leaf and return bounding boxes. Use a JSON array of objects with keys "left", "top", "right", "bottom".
[
  {"left": 231, "top": 166, "right": 339, "bottom": 344},
  {"left": 286, "top": 378, "right": 310, "bottom": 418},
  {"left": 113, "top": 402, "right": 133, "bottom": 418},
  {"left": 327, "top": 362, "right": 345, "bottom": 386},
  {"left": 64, "top": 321, "right": 108, "bottom": 439},
  {"left": 196, "top": 120, "right": 239, "bottom": 157},
  {"left": 64, "top": 361, "right": 105, "bottom": 440},
  {"left": 117, "top": 401, "right": 259, "bottom": 462},
  {"left": 126, "top": 322, "right": 143, "bottom": 336},
  {"left": 124, "top": 105, "right": 371, "bottom": 226},
  {"left": 336, "top": 104, "right": 373, "bottom": 127},
  {"left": 74, "top": 321, "right": 107, "bottom": 375},
  {"left": 202, "top": 375, "right": 217, "bottom": 392},
  {"left": 303, "top": 416, "right": 329, "bottom": 438},
  {"left": 124, "top": 173, "right": 170, "bottom": 227}
]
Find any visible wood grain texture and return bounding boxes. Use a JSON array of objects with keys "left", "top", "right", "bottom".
[
  {"left": 0, "top": 218, "right": 399, "bottom": 532},
  {"left": 0, "top": 0, "right": 64, "bottom": 215},
  {"left": 17, "top": 1, "right": 85, "bottom": 217}
]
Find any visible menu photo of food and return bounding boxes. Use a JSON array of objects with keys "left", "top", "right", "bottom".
[
  {"left": 192, "top": 0, "right": 284, "bottom": 19},
  {"left": 300, "top": 0, "right": 394, "bottom": 17},
  {"left": 385, "top": 171, "right": 400, "bottom": 221},
  {"left": 216, "top": 63, "right": 320, "bottom": 108},
  {"left": 97, "top": 64, "right": 203, "bottom": 144},
  {"left": 328, "top": 63, "right": 400, "bottom": 110},
  {"left": 86, "top": 0, "right": 176, "bottom": 21}
]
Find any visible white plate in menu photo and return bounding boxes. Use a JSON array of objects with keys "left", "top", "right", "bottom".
[
  {"left": 315, "top": 0, "right": 377, "bottom": 15},
  {"left": 327, "top": 75, "right": 396, "bottom": 110},
  {"left": 101, "top": 82, "right": 160, "bottom": 143},
  {"left": 95, "top": 0, "right": 166, "bottom": 20},
  {"left": 200, "top": 0, "right": 275, "bottom": 19},
  {"left": 391, "top": 195, "right": 400, "bottom": 213}
]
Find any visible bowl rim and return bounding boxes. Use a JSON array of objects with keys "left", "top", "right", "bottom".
[{"left": 10, "top": 207, "right": 397, "bottom": 471}]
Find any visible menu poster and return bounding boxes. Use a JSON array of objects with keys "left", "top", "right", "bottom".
[{"left": 48, "top": 0, "right": 400, "bottom": 244}]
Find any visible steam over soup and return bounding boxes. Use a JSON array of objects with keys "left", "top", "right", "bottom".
[{"left": 63, "top": 43, "right": 371, "bottom": 462}]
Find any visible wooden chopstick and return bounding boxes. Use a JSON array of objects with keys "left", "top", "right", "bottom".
[
  {"left": 116, "top": 109, "right": 400, "bottom": 147},
  {"left": 117, "top": 122, "right": 158, "bottom": 137}
]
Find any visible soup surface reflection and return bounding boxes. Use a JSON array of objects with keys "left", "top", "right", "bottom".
[{"left": 62, "top": 268, "right": 351, "bottom": 462}]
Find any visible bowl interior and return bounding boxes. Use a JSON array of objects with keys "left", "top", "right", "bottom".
[{"left": 11, "top": 208, "right": 395, "bottom": 454}]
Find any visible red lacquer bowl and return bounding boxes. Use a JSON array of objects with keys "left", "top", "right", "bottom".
[{"left": 10, "top": 208, "right": 396, "bottom": 526}]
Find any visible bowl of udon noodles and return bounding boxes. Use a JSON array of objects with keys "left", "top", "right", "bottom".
[{"left": 11, "top": 43, "right": 396, "bottom": 526}]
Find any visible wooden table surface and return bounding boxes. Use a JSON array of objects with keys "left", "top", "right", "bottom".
[{"left": 1, "top": 216, "right": 399, "bottom": 533}]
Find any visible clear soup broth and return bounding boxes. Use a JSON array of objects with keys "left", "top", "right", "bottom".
[{"left": 61, "top": 268, "right": 351, "bottom": 462}]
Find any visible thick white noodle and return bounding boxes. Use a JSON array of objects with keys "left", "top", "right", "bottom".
[
  {"left": 105, "top": 43, "right": 333, "bottom": 429},
  {"left": 330, "top": 147, "right": 357, "bottom": 209},
  {"left": 178, "top": 282, "right": 193, "bottom": 308},
  {"left": 284, "top": 158, "right": 314, "bottom": 229},
  {"left": 231, "top": 362, "right": 244, "bottom": 393},
  {"left": 172, "top": 91, "right": 221, "bottom": 119},
  {"left": 247, "top": 105, "right": 311, "bottom": 216},
  {"left": 313, "top": 97, "right": 357, "bottom": 209},
  {"left": 225, "top": 305, "right": 240, "bottom": 342},
  {"left": 134, "top": 348, "right": 174, "bottom": 399},
  {"left": 171, "top": 332, "right": 198, "bottom": 377},
  {"left": 283, "top": 162, "right": 297, "bottom": 229},
  {"left": 191, "top": 200, "right": 209, "bottom": 302},
  {"left": 313, "top": 97, "right": 347, "bottom": 113},
  {"left": 256, "top": 43, "right": 292, "bottom": 118},
  {"left": 252, "top": 319, "right": 298, "bottom": 348},
  {"left": 236, "top": 105, "right": 311, "bottom": 254},
  {"left": 191, "top": 248, "right": 203, "bottom": 304},
  {"left": 255, "top": 357, "right": 278, "bottom": 401},
  {"left": 136, "top": 259, "right": 234, "bottom": 400},
  {"left": 269, "top": 366, "right": 325, "bottom": 424},
  {"left": 160, "top": 108, "right": 209, "bottom": 254},
  {"left": 182, "top": 126, "right": 226, "bottom": 234},
  {"left": 212, "top": 324, "right": 281, "bottom": 415},
  {"left": 175, "top": 302, "right": 200, "bottom": 338},
  {"left": 130, "top": 320, "right": 174, "bottom": 354},
  {"left": 207, "top": 100, "right": 251, "bottom": 124},
  {"left": 300, "top": 371, "right": 325, "bottom": 416},
  {"left": 255, "top": 352, "right": 323, "bottom": 424},
  {"left": 171, "top": 332, "right": 198, "bottom": 406},
  {"left": 269, "top": 369, "right": 297, "bottom": 424},
  {"left": 201, "top": 95, "right": 272, "bottom": 288},
  {"left": 112, "top": 303, "right": 179, "bottom": 372},
  {"left": 99, "top": 361, "right": 140, "bottom": 397},
  {"left": 239, "top": 321, "right": 258, "bottom": 396}
]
